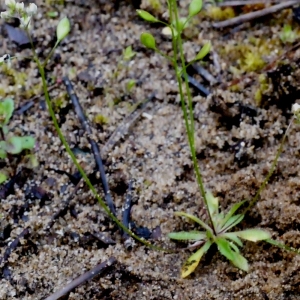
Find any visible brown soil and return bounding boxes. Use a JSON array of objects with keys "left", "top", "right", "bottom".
[{"left": 0, "top": 0, "right": 300, "bottom": 299}]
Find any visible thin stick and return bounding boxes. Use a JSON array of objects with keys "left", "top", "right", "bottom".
[
  {"left": 218, "top": 0, "right": 281, "bottom": 7},
  {"left": 213, "top": 1, "right": 300, "bottom": 29},
  {"left": 122, "top": 180, "right": 134, "bottom": 249},
  {"left": 15, "top": 83, "right": 57, "bottom": 115},
  {"left": 0, "top": 228, "right": 30, "bottom": 265},
  {"left": 63, "top": 76, "right": 116, "bottom": 216},
  {"left": 45, "top": 257, "right": 117, "bottom": 300}
]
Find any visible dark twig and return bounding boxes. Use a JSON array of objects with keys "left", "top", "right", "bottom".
[
  {"left": 62, "top": 76, "right": 116, "bottom": 216},
  {"left": 213, "top": 1, "right": 300, "bottom": 29},
  {"left": 122, "top": 180, "right": 134, "bottom": 248},
  {"left": 191, "top": 64, "right": 218, "bottom": 85},
  {"left": 185, "top": 74, "right": 210, "bottom": 96},
  {"left": 0, "top": 227, "right": 30, "bottom": 266},
  {"left": 45, "top": 257, "right": 117, "bottom": 300},
  {"left": 218, "top": 0, "right": 281, "bottom": 7},
  {"left": 15, "top": 83, "right": 57, "bottom": 115}
]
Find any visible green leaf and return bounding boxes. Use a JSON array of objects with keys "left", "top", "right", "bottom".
[
  {"left": 216, "top": 237, "right": 248, "bottom": 271},
  {"left": 0, "top": 172, "right": 7, "bottom": 184},
  {"left": 220, "top": 200, "right": 245, "bottom": 229},
  {"left": 206, "top": 190, "right": 218, "bottom": 216},
  {"left": 19, "top": 136, "right": 35, "bottom": 150},
  {"left": 216, "top": 237, "right": 235, "bottom": 261},
  {"left": 235, "top": 229, "right": 271, "bottom": 242},
  {"left": 6, "top": 136, "right": 23, "bottom": 154},
  {"left": 136, "top": 9, "right": 159, "bottom": 22},
  {"left": 181, "top": 240, "right": 211, "bottom": 278},
  {"left": 47, "top": 11, "right": 59, "bottom": 18},
  {"left": 0, "top": 141, "right": 7, "bottom": 158},
  {"left": 174, "top": 211, "right": 212, "bottom": 232},
  {"left": 123, "top": 46, "right": 136, "bottom": 61},
  {"left": 188, "top": 0, "right": 203, "bottom": 17},
  {"left": 56, "top": 17, "right": 70, "bottom": 41},
  {"left": 194, "top": 41, "right": 211, "bottom": 61},
  {"left": 140, "top": 32, "right": 156, "bottom": 50},
  {"left": 175, "top": 17, "right": 188, "bottom": 33},
  {"left": 126, "top": 79, "right": 136, "bottom": 92},
  {"left": 222, "top": 214, "right": 244, "bottom": 232},
  {"left": 265, "top": 239, "right": 300, "bottom": 255},
  {"left": 168, "top": 230, "right": 206, "bottom": 241},
  {"left": 2, "top": 125, "right": 9, "bottom": 135},
  {"left": 221, "top": 232, "right": 243, "bottom": 247},
  {"left": 0, "top": 98, "right": 14, "bottom": 126},
  {"left": 229, "top": 241, "right": 240, "bottom": 254},
  {"left": 231, "top": 252, "right": 248, "bottom": 272}
]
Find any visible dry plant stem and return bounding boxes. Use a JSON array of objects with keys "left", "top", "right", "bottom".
[
  {"left": 122, "top": 180, "right": 133, "bottom": 237},
  {"left": 44, "top": 257, "right": 117, "bottom": 300},
  {"left": 62, "top": 76, "right": 116, "bottom": 216},
  {"left": 169, "top": 0, "right": 215, "bottom": 232},
  {"left": 218, "top": 0, "right": 281, "bottom": 7},
  {"left": 213, "top": 0, "right": 300, "bottom": 28},
  {"left": 0, "top": 227, "right": 29, "bottom": 266},
  {"left": 184, "top": 73, "right": 211, "bottom": 96},
  {"left": 15, "top": 83, "right": 57, "bottom": 115},
  {"left": 243, "top": 118, "right": 294, "bottom": 215},
  {"left": 191, "top": 64, "right": 218, "bottom": 85}
]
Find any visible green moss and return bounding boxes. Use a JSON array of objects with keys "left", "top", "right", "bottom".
[
  {"left": 23, "top": 82, "right": 43, "bottom": 99},
  {"left": 52, "top": 92, "right": 68, "bottom": 112},
  {"left": 1, "top": 64, "right": 27, "bottom": 86},
  {"left": 206, "top": 6, "right": 235, "bottom": 20},
  {"left": 221, "top": 36, "right": 280, "bottom": 73},
  {"left": 255, "top": 74, "right": 270, "bottom": 106},
  {"left": 94, "top": 114, "right": 109, "bottom": 125},
  {"left": 148, "top": 0, "right": 162, "bottom": 13}
]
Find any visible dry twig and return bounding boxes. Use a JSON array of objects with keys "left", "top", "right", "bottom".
[
  {"left": 45, "top": 257, "right": 117, "bottom": 300},
  {"left": 213, "top": 0, "right": 300, "bottom": 28}
]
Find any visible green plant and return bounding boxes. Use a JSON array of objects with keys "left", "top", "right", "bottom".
[
  {"left": 0, "top": 97, "right": 35, "bottom": 183},
  {"left": 168, "top": 193, "right": 269, "bottom": 277},
  {"left": 0, "top": 0, "right": 162, "bottom": 250},
  {"left": 137, "top": 0, "right": 300, "bottom": 277},
  {"left": 280, "top": 24, "right": 298, "bottom": 44}
]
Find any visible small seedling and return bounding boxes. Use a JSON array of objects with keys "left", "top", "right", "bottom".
[
  {"left": 280, "top": 24, "right": 297, "bottom": 44},
  {"left": 0, "top": 97, "right": 35, "bottom": 183},
  {"left": 168, "top": 192, "right": 269, "bottom": 277}
]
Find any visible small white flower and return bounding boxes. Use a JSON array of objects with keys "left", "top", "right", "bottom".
[
  {"left": 15, "top": 2, "right": 24, "bottom": 13},
  {"left": 5, "top": 0, "right": 16, "bottom": 8},
  {"left": 20, "top": 15, "right": 31, "bottom": 28},
  {"left": 292, "top": 103, "right": 300, "bottom": 115},
  {"left": 26, "top": 3, "right": 37, "bottom": 16},
  {"left": 0, "top": 11, "right": 11, "bottom": 19}
]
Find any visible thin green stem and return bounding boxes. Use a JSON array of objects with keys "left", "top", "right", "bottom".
[
  {"left": 154, "top": 48, "right": 174, "bottom": 62},
  {"left": 168, "top": 0, "right": 214, "bottom": 232},
  {"left": 243, "top": 119, "right": 294, "bottom": 215},
  {"left": 25, "top": 32, "right": 169, "bottom": 252},
  {"left": 43, "top": 40, "right": 59, "bottom": 67}
]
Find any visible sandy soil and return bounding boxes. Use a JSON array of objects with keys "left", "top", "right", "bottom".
[{"left": 0, "top": 0, "right": 300, "bottom": 299}]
